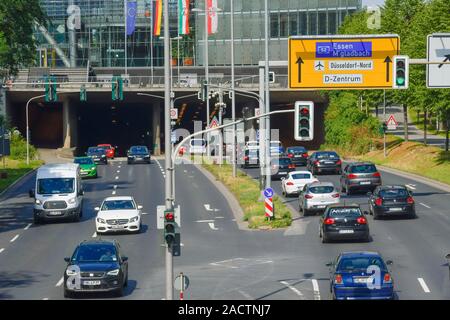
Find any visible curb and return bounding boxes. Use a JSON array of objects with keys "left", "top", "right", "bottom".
[{"left": 0, "top": 168, "right": 37, "bottom": 200}]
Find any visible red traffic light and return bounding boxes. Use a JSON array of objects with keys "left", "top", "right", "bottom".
[
  {"left": 300, "top": 108, "right": 309, "bottom": 116},
  {"left": 165, "top": 212, "right": 174, "bottom": 222}
]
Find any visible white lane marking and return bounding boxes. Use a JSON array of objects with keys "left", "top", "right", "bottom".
[
  {"left": 115, "top": 176, "right": 119, "bottom": 180},
  {"left": 420, "top": 203, "right": 431, "bottom": 209},
  {"left": 204, "top": 204, "right": 220, "bottom": 212},
  {"left": 141, "top": 212, "right": 149, "bottom": 215},
  {"left": 406, "top": 184, "right": 416, "bottom": 190},
  {"left": 56, "top": 277, "right": 64, "bottom": 287},
  {"left": 418, "top": 278, "right": 431, "bottom": 293},
  {"left": 312, "top": 279, "right": 321, "bottom": 300},
  {"left": 116, "top": 170, "right": 120, "bottom": 173},
  {"left": 387, "top": 236, "right": 393, "bottom": 241},
  {"left": 0, "top": 248, "right": 4, "bottom": 254},
  {"left": 118, "top": 166, "right": 121, "bottom": 169},
  {"left": 238, "top": 290, "right": 253, "bottom": 300},
  {"left": 181, "top": 243, "right": 184, "bottom": 247},
  {"left": 208, "top": 222, "right": 219, "bottom": 231},
  {"left": 10, "top": 235, "right": 19, "bottom": 243},
  {"left": 113, "top": 185, "right": 118, "bottom": 189},
  {"left": 215, "top": 216, "right": 225, "bottom": 219},
  {"left": 231, "top": 219, "right": 236, "bottom": 221},
  {"left": 24, "top": 223, "right": 32, "bottom": 230},
  {"left": 42, "top": 298, "right": 49, "bottom": 300},
  {"left": 195, "top": 220, "right": 215, "bottom": 223},
  {"left": 280, "top": 281, "right": 304, "bottom": 297},
  {"left": 112, "top": 191, "right": 116, "bottom": 195},
  {"left": 92, "top": 232, "right": 97, "bottom": 238}
]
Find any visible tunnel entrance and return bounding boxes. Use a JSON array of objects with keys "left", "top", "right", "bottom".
[{"left": 77, "top": 102, "right": 154, "bottom": 157}]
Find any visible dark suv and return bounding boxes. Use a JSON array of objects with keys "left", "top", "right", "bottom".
[
  {"left": 86, "top": 147, "right": 108, "bottom": 164},
  {"left": 63, "top": 240, "right": 128, "bottom": 298},
  {"left": 127, "top": 145, "right": 151, "bottom": 164},
  {"left": 307, "top": 151, "right": 342, "bottom": 175},
  {"left": 286, "top": 146, "right": 309, "bottom": 166},
  {"left": 368, "top": 185, "right": 416, "bottom": 219},
  {"left": 340, "top": 162, "right": 382, "bottom": 195}
]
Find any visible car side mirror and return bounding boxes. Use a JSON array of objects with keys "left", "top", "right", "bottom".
[
  {"left": 386, "top": 260, "right": 393, "bottom": 265},
  {"left": 363, "top": 211, "right": 369, "bottom": 215},
  {"left": 138, "top": 205, "right": 143, "bottom": 210},
  {"left": 94, "top": 207, "right": 100, "bottom": 211},
  {"left": 445, "top": 254, "right": 450, "bottom": 260},
  {"left": 64, "top": 257, "right": 70, "bottom": 263},
  {"left": 78, "top": 189, "right": 84, "bottom": 196},
  {"left": 122, "top": 256, "right": 128, "bottom": 262},
  {"left": 325, "top": 262, "right": 333, "bottom": 267},
  {"left": 29, "top": 189, "right": 35, "bottom": 198}
]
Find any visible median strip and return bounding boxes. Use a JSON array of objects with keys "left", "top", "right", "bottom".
[{"left": 418, "top": 278, "right": 431, "bottom": 293}]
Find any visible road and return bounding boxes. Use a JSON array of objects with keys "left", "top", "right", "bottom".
[{"left": 0, "top": 158, "right": 449, "bottom": 299}]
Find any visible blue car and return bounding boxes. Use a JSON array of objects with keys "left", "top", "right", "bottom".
[{"left": 327, "top": 251, "right": 394, "bottom": 300}]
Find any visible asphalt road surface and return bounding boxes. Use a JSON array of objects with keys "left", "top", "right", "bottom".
[{"left": 0, "top": 158, "right": 449, "bottom": 299}]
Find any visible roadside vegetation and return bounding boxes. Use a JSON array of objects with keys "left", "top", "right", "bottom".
[{"left": 202, "top": 162, "right": 292, "bottom": 229}]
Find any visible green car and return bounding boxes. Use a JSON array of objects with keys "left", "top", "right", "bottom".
[{"left": 74, "top": 157, "right": 98, "bottom": 178}]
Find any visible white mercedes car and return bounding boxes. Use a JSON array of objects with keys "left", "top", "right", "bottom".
[
  {"left": 281, "top": 171, "right": 319, "bottom": 197},
  {"left": 95, "top": 196, "right": 143, "bottom": 234}
]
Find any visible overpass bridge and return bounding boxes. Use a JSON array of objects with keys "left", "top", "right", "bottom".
[{"left": 4, "top": 66, "right": 327, "bottom": 156}]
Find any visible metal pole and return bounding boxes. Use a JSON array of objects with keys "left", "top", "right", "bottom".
[
  {"left": 264, "top": 0, "right": 271, "bottom": 190},
  {"left": 218, "top": 87, "right": 223, "bottom": 165},
  {"left": 258, "top": 65, "right": 266, "bottom": 191},
  {"left": 68, "top": 0, "right": 76, "bottom": 67},
  {"left": 383, "top": 90, "right": 386, "bottom": 158},
  {"left": 26, "top": 95, "right": 46, "bottom": 165},
  {"left": 231, "top": 0, "right": 236, "bottom": 177},
  {"left": 124, "top": 0, "right": 128, "bottom": 76},
  {"left": 150, "top": 2, "right": 153, "bottom": 83},
  {"left": 205, "top": 0, "right": 210, "bottom": 157},
  {"left": 163, "top": 0, "right": 173, "bottom": 301}
]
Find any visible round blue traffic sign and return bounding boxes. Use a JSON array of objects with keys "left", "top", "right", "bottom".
[{"left": 263, "top": 187, "right": 274, "bottom": 198}]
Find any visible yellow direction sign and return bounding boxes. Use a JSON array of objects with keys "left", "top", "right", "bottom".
[{"left": 289, "top": 35, "right": 400, "bottom": 90}]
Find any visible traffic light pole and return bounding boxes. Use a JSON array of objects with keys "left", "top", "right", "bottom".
[{"left": 26, "top": 94, "right": 46, "bottom": 165}]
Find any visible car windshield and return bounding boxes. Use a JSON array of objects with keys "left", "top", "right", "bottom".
[
  {"left": 72, "top": 245, "right": 118, "bottom": 263},
  {"left": 88, "top": 147, "right": 103, "bottom": 154},
  {"left": 247, "top": 142, "right": 258, "bottom": 147},
  {"left": 338, "top": 257, "right": 387, "bottom": 272},
  {"left": 97, "top": 145, "right": 111, "bottom": 150},
  {"left": 101, "top": 200, "right": 136, "bottom": 210},
  {"left": 310, "top": 186, "right": 335, "bottom": 194},
  {"left": 291, "top": 173, "right": 311, "bottom": 179},
  {"left": 351, "top": 164, "right": 377, "bottom": 173},
  {"left": 130, "top": 146, "right": 148, "bottom": 154},
  {"left": 74, "top": 158, "right": 94, "bottom": 165},
  {"left": 191, "top": 139, "right": 206, "bottom": 146},
  {"left": 275, "top": 158, "right": 291, "bottom": 165},
  {"left": 37, "top": 178, "right": 75, "bottom": 194},
  {"left": 287, "top": 147, "right": 306, "bottom": 154},
  {"left": 316, "top": 152, "right": 339, "bottom": 159},
  {"left": 247, "top": 150, "right": 259, "bottom": 156},
  {"left": 380, "top": 188, "right": 408, "bottom": 197},
  {"left": 328, "top": 208, "right": 362, "bottom": 217}
]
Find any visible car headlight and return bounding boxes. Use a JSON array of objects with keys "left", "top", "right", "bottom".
[
  {"left": 91, "top": 166, "right": 96, "bottom": 170},
  {"left": 101, "top": 155, "right": 106, "bottom": 158},
  {"left": 97, "top": 217, "right": 105, "bottom": 224},
  {"left": 66, "top": 268, "right": 78, "bottom": 276},
  {"left": 35, "top": 199, "right": 42, "bottom": 205},
  {"left": 68, "top": 198, "right": 76, "bottom": 204},
  {"left": 129, "top": 216, "right": 139, "bottom": 223},
  {"left": 107, "top": 269, "right": 120, "bottom": 276}
]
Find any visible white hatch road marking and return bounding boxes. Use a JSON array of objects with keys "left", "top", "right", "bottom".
[
  {"left": 42, "top": 298, "right": 49, "bottom": 300},
  {"left": 115, "top": 176, "right": 119, "bottom": 180},
  {"left": 112, "top": 191, "right": 116, "bottom": 195},
  {"left": 238, "top": 290, "right": 253, "bottom": 300},
  {"left": 113, "top": 185, "right": 118, "bottom": 189},
  {"left": 280, "top": 281, "right": 304, "bottom": 297},
  {"left": 204, "top": 204, "right": 220, "bottom": 212},
  {"left": 208, "top": 222, "right": 219, "bottom": 231},
  {"left": 24, "top": 223, "right": 32, "bottom": 230},
  {"left": 92, "top": 232, "right": 97, "bottom": 238},
  {"left": 142, "top": 212, "right": 149, "bottom": 215},
  {"left": 10, "top": 235, "right": 19, "bottom": 243},
  {"left": 210, "top": 258, "right": 273, "bottom": 269},
  {"left": 0, "top": 248, "right": 4, "bottom": 254},
  {"left": 311, "top": 279, "right": 321, "bottom": 300},
  {"left": 405, "top": 184, "right": 416, "bottom": 190},
  {"left": 418, "top": 278, "right": 431, "bottom": 293},
  {"left": 195, "top": 220, "right": 215, "bottom": 223},
  {"left": 56, "top": 277, "right": 64, "bottom": 287},
  {"left": 420, "top": 203, "right": 431, "bottom": 209}
]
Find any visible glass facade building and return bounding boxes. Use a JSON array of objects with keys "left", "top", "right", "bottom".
[{"left": 35, "top": 0, "right": 361, "bottom": 68}]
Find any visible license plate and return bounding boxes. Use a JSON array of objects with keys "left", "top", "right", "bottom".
[
  {"left": 83, "top": 280, "right": 101, "bottom": 286},
  {"left": 339, "top": 230, "right": 354, "bottom": 234},
  {"left": 294, "top": 155, "right": 301, "bottom": 158},
  {"left": 389, "top": 207, "right": 403, "bottom": 212},
  {"left": 360, "top": 181, "right": 371, "bottom": 185},
  {"left": 48, "top": 211, "right": 62, "bottom": 216},
  {"left": 325, "top": 161, "right": 334, "bottom": 164},
  {"left": 278, "top": 172, "right": 287, "bottom": 175},
  {"left": 317, "top": 205, "right": 326, "bottom": 209},
  {"left": 353, "top": 277, "right": 369, "bottom": 284},
  {"left": 111, "top": 225, "right": 123, "bottom": 229}
]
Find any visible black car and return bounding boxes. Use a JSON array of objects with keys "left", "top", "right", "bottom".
[
  {"left": 127, "top": 145, "right": 151, "bottom": 164},
  {"left": 270, "top": 157, "right": 296, "bottom": 180},
  {"left": 368, "top": 185, "right": 416, "bottom": 219},
  {"left": 307, "top": 151, "right": 342, "bottom": 175},
  {"left": 63, "top": 240, "right": 128, "bottom": 298},
  {"left": 286, "top": 146, "right": 309, "bottom": 166},
  {"left": 86, "top": 147, "right": 108, "bottom": 164},
  {"left": 319, "top": 204, "right": 370, "bottom": 243},
  {"left": 241, "top": 148, "right": 259, "bottom": 168}
]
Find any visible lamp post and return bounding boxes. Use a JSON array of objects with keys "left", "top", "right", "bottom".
[
  {"left": 230, "top": 0, "right": 236, "bottom": 177},
  {"left": 26, "top": 95, "right": 46, "bottom": 165},
  {"left": 264, "top": 0, "right": 271, "bottom": 190}
]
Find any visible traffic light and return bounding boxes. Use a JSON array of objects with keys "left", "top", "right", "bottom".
[
  {"left": 80, "top": 85, "right": 87, "bottom": 102},
  {"left": 164, "top": 210, "right": 176, "bottom": 245},
  {"left": 112, "top": 76, "right": 124, "bottom": 101},
  {"left": 268, "top": 71, "right": 275, "bottom": 83},
  {"left": 294, "top": 101, "right": 314, "bottom": 141},
  {"left": 45, "top": 76, "right": 57, "bottom": 102},
  {"left": 393, "top": 55, "right": 409, "bottom": 89},
  {"left": 200, "top": 80, "right": 208, "bottom": 101}
]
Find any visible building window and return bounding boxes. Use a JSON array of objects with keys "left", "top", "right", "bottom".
[
  {"left": 270, "top": 12, "right": 279, "bottom": 38},
  {"left": 319, "top": 12, "right": 327, "bottom": 35},
  {"left": 299, "top": 12, "right": 308, "bottom": 35},
  {"left": 309, "top": 11, "right": 317, "bottom": 35},
  {"left": 280, "top": 13, "right": 288, "bottom": 37},
  {"left": 289, "top": 12, "right": 298, "bottom": 36}
]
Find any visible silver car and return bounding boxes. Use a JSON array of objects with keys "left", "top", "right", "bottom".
[
  {"left": 298, "top": 182, "right": 340, "bottom": 216},
  {"left": 340, "top": 162, "right": 382, "bottom": 195}
]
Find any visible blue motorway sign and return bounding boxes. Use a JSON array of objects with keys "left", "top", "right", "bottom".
[
  {"left": 316, "top": 42, "right": 372, "bottom": 58},
  {"left": 263, "top": 187, "right": 274, "bottom": 198}
]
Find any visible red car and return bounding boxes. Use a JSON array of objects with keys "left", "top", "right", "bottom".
[{"left": 97, "top": 144, "right": 115, "bottom": 159}]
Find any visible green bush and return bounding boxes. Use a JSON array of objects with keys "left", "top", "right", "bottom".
[{"left": 9, "top": 130, "right": 38, "bottom": 160}]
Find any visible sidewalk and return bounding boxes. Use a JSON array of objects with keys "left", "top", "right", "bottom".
[
  {"left": 37, "top": 148, "right": 72, "bottom": 164},
  {"left": 374, "top": 105, "right": 446, "bottom": 149}
]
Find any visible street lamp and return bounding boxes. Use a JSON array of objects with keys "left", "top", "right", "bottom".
[{"left": 26, "top": 95, "right": 46, "bottom": 165}]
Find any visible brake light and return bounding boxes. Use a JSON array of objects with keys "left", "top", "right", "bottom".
[
  {"left": 288, "top": 164, "right": 295, "bottom": 169},
  {"left": 287, "top": 153, "right": 294, "bottom": 158},
  {"left": 305, "top": 194, "right": 314, "bottom": 199},
  {"left": 357, "top": 216, "right": 367, "bottom": 224},
  {"left": 348, "top": 174, "right": 357, "bottom": 179},
  {"left": 373, "top": 172, "right": 381, "bottom": 178},
  {"left": 324, "top": 218, "right": 335, "bottom": 225},
  {"left": 336, "top": 160, "right": 342, "bottom": 165},
  {"left": 375, "top": 198, "right": 383, "bottom": 206},
  {"left": 244, "top": 156, "right": 249, "bottom": 161},
  {"left": 334, "top": 274, "right": 343, "bottom": 284},
  {"left": 407, "top": 196, "right": 414, "bottom": 204},
  {"left": 302, "top": 153, "right": 308, "bottom": 158},
  {"left": 286, "top": 182, "right": 294, "bottom": 186},
  {"left": 314, "top": 160, "right": 320, "bottom": 166},
  {"left": 383, "top": 273, "right": 392, "bottom": 284},
  {"left": 332, "top": 193, "right": 340, "bottom": 198}
]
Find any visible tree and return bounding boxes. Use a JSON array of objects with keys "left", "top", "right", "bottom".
[{"left": 0, "top": 0, "right": 46, "bottom": 76}]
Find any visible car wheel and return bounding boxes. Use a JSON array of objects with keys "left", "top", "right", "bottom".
[
  {"left": 64, "top": 288, "right": 73, "bottom": 299},
  {"left": 33, "top": 215, "right": 41, "bottom": 224},
  {"left": 321, "top": 232, "right": 328, "bottom": 243},
  {"left": 95, "top": 173, "right": 98, "bottom": 178},
  {"left": 363, "top": 234, "right": 371, "bottom": 243},
  {"left": 346, "top": 187, "right": 352, "bottom": 196},
  {"left": 114, "top": 285, "right": 124, "bottom": 297},
  {"left": 72, "top": 213, "right": 81, "bottom": 222},
  {"left": 373, "top": 213, "right": 380, "bottom": 220},
  {"left": 304, "top": 208, "right": 309, "bottom": 216},
  {"left": 123, "top": 274, "right": 128, "bottom": 287}
]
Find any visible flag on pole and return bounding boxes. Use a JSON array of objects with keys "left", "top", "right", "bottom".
[
  {"left": 153, "top": 0, "right": 163, "bottom": 36},
  {"left": 207, "top": 0, "right": 218, "bottom": 34},
  {"left": 178, "top": 0, "right": 190, "bottom": 35},
  {"left": 126, "top": 1, "right": 137, "bottom": 36}
]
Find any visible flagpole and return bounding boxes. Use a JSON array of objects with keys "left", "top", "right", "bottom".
[{"left": 124, "top": 0, "right": 128, "bottom": 77}]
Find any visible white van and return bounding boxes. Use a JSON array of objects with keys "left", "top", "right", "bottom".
[
  {"left": 30, "top": 163, "right": 84, "bottom": 224},
  {"left": 189, "top": 138, "right": 207, "bottom": 154}
]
